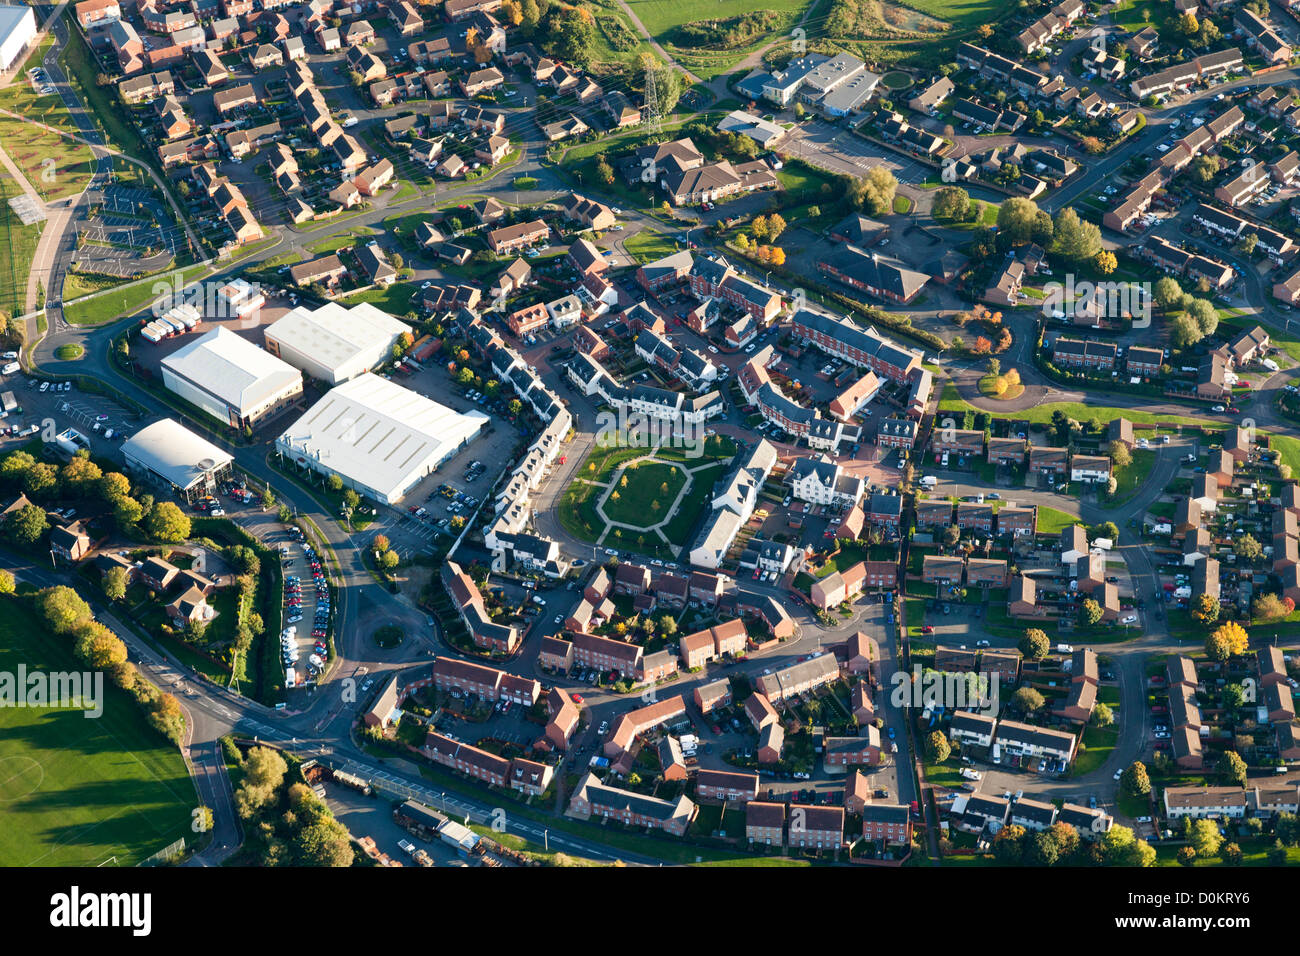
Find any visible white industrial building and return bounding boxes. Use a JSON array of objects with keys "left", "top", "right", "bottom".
[
  {"left": 0, "top": 6, "right": 37, "bottom": 73},
  {"left": 263, "top": 301, "right": 411, "bottom": 385},
  {"left": 161, "top": 326, "right": 303, "bottom": 428},
  {"left": 121, "top": 418, "right": 235, "bottom": 503},
  {"left": 275, "top": 372, "right": 488, "bottom": 504}
]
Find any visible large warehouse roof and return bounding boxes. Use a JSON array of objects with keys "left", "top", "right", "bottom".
[
  {"left": 122, "top": 419, "right": 234, "bottom": 490},
  {"left": 264, "top": 301, "right": 411, "bottom": 374},
  {"left": 162, "top": 326, "right": 301, "bottom": 414},
  {"left": 277, "top": 373, "right": 487, "bottom": 501}
]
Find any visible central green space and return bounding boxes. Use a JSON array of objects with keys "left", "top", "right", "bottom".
[
  {"left": 0, "top": 597, "right": 196, "bottom": 866},
  {"left": 559, "top": 436, "right": 737, "bottom": 556},
  {"left": 602, "top": 459, "right": 688, "bottom": 526}
]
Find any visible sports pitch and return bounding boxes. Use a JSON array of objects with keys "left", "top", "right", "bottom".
[{"left": 0, "top": 597, "right": 196, "bottom": 866}]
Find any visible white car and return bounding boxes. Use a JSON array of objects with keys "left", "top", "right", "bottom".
[{"left": 1211, "top": 404, "right": 1226, "bottom": 413}]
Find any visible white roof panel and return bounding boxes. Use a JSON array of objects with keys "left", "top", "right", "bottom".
[
  {"left": 162, "top": 326, "right": 301, "bottom": 414},
  {"left": 277, "top": 373, "right": 486, "bottom": 501}
]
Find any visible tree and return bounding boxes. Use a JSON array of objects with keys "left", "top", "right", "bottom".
[
  {"left": 295, "top": 818, "right": 354, "bottom": 867},
  {"left": 993, "top": 824, "right": 1026, "bottom": 864},
  {"left": 0, "top": 449, "right": 35, "bottom": 487},
  {"left": 1011, "top": 687, "right": 1045, "bottom": 714},
  {"left": 850, "top": 166, "right": 898, "bottom": 216},
  {"left": 1268, "top": 841, "right": 1289, "bottom": 866},
  {"left": 60, "top": 455, "right": 102, "bottom": 495},
  {"left": 24, "top": 462, "right": 57, "bottom": 497},
  {"left": 1223, "top": 683, "right": 1246, "bottom": 709},
  {"left": 1169, "top": 313, "right": 1203, "bottom": 349},
  {"left": 1019, "top": 628, "right": 1050, "bottom": 660},
  {"left": 1186, "top": 297, "right": 1219, "bottom": 337},
  {"left": 0, "top": 569, "right": 13, "bottom": 595},
  {"left": 1153, "top": 277, "right": 1187, "bottom": 312},
  {"left": 36, "top": 586, "right": 92, "bottom": 634},
  {"left": 326, "top": 474, "right": 344, "bottom": 493},
  {"left": 1080, "top": 598, "right": 1103, "bottom": 626},
  {"left": 74, "top": 622, "right": 128, "bottom": 669},
  {"left": 1222, "top": 842, "right": 1243, "bottom": 865},
  {"left": 1233, "top": 533, "right": 1262, "bottom": 563},
  {"left": 1254, "top": 592, "right": 1290, "bottom": 622},
  {"left": 1190, "top": 592, "right": 1220, "bottom": 626},
  {"left": 380, "top": 550, "right": 400, "bottom": 570},
  {"left": 147, "top": 692, "right": 186, "bottom": 744},
  {"left": 1206, "top": 621, "right": 1249, "bottom": 661},
  {"left": 342, "top": 489, "right": 360, "bottom": 511},
  {"left": 933, "top": 186, "right": 970, "bottom": 222},
  {"left": 1121, "top": 760, "right": 1151, "bottom": 797},
  {"left": 144, "top": 501, "right": 191, "bottom": 543},
  {"left": 1108, "top": 440, "right": 1132, "bottom": 470},
  {"left": 1177, "top": 845, "right": 1198, "bottom": 866},
  {"left": 508, "top": 399, "right": 523, "bottom": 416},
  {"left": 1049, "top": 208, "right": 1102, "bottom": 263},
  {"left": 1219, "top": 749, "right": 1247, "bottom": 787},
  {"left": 114, "top": 496, "right": 143, "bottom": 531},
  {"left": 925, "top": 730, "right": 951, "bottom": 763},
  {"left": 1189, "top": 818, "right": 1224, "bottom": 858},
  {"left": 373, "top": 534, "right": 390, "bottom": 553},
  {"left": 1092, "top": 701, "right": 1114, "bottom": 728},
  {"left": 541, "top": 4, "right": 597, "bottom": 66},
  {"left": 3, "top": 503, "right": 47, "bottom": 546},
  {"left": 1028, "top": 829, "right": 1060, "bottom": 866},
  {"left": 102, "top": 565, "right": 128, "bottom": 602},
  {"left": 996, "top": 197, "right": 1041, "bottom": 244},
  {"left": 1095, "top": 250, "right": 1117, "bottom": 275}
]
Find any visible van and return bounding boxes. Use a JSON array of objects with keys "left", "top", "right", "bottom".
[{"left": 1, "top": 362, "right": 18, "bottom": 375}]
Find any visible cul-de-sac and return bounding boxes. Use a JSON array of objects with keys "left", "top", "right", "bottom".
[{"left": 3, "top": 0, "right": 1300, "bottom": 870}]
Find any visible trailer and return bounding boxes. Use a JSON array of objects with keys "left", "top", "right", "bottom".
[
  {"left": 330, "top": 769, "right": 372, "bottom": 795},
  {"left": 139, "top": 324, "right": 165, "bottom": 344}
]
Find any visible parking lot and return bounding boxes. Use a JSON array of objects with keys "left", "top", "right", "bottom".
[
  {"left": 785, "top": 120, "right": 933, "bottom": 185},
  {"left": 0, "top": 372, "right": 137, "bottom": 453},
  {"left": 276, "top": 521, "right": 332, "bottom": 689}
]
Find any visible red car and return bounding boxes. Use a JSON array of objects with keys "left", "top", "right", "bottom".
[
  {"left": 921, "top": 625, "right": 934, "bottom": 634},
  {"left": 571, "top": 694, "right": 584, "bottom": 704}
]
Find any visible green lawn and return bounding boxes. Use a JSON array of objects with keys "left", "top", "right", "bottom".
[
  {"left": 1037, "top": 506, "right": 1081, "bottom": 535},
  {"left": 1108, "top": 448, "right": 1156, "bottom": 505},
  {"left": 1071, "top": 723, "right": 1119, "bottom": 778},
  {"left": 0, "top": 171, "right": 43, "bottom": 317},
  {"left": 624, "top": 229, "right": 679, "bottom": 264},
  {"left": 63, "top": 263, "right": 211, "bottom": 326},
  {"left": 0, "top": 597, "right": 196, "bottom": 866},
  {"left": 938, "top": 390, "right": 1226, "bottom": 431},
  {"left": 340, "top": 281, "right": 420, "bottom": 315},
  {"left": 603, "top": 459, "right": 688, "bottom": 526},
  {"left": 0, "top": 34, "right": 96, "bottom": 202},
  {"left": 1269, "top": 433, "right": 1300, "bottom": 476}
]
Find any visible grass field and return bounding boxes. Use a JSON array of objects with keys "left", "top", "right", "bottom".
[
  {"left": 624, "top": 228, "right": 679, "bottom": 264},
  {"left": 0, "top": 171, "right": 43, "bottom": 317},
  {"left": 603, "top": 458, "right": 688, "bottom": 525},
  {"left": 0, "top": 597, "right": 196, "bottom": 866},
  {"left": 1109, "top": 448, "right": 1156, "bottom": 505},
  {"left": 1037, "top": 506, "right": 1082, "bottom": 535},
  {"left": 63, "top": 262, "right": 211, "bottom": 326},
  {"left": 0, "top": 35, "right": 96, "bottom": 203}
]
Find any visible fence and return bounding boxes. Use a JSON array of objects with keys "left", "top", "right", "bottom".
[{"left": 138, "top": 837, "right": 186, "bottom": 866}]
